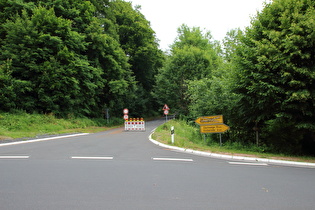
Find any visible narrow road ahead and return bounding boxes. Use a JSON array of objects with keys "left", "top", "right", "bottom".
[{"left": 0, "top": 119, "right": 314, "bottom": 210}]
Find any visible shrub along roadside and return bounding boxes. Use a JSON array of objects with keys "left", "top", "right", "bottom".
[
  {"left": 0, "top": 111, "right": 123, "bottom": 140},
  {"left": 152, "top": 119, "right": 315, "bottom": 163}
]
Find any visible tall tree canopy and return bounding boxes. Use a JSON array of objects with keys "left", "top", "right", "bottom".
[
  {"left": 234, "top": 0, "right": 315, "bottom": 154},
  {"left": 0, "top": 0, "right": 161, "bottom": 117},
  {"left": 112, "top": 0, "right": 164, "bottom": 115},
  {"left": 153, "top": 25, "right": 221, "bottom": 114}
]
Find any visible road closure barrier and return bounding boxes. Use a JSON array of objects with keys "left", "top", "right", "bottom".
[{"left": 125, "top": 118, "right": 145, "bottom": 131}]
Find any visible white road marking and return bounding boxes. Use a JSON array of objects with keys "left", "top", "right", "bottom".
[
  {"left": 0, "top": 133, "right": 89, "bottom": 147},
  {"left": 71, "top": 156, "right": 113, "bottom": 160},
  {"left": 152, "top": 157, "right": 193, "bottom": 162},
  {"left": 0, "top": 156, "right": 29, "bottom": 159},
  {"left": 228, "top": 161, "right": 268, "bottom": 166}
]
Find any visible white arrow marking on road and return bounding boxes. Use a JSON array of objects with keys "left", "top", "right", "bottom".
[
  {"left": 228, "top": 162, "right": 268, "bottom": 166},
  {"left": 152, "top": 158, "right": 193, "bottom": 162},
  {"left": 71, "top": 156, "right": 113, "bottom": 160}
]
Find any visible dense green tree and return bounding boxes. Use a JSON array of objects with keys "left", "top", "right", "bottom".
[
  {"left": 153, "top": 25, "right": 221, "bottom": 115},
  {"left": 0, "top": 7, "right": 104, "bottom": 115},
  {"left": 222, "top": 28, "right": 243, "bottom": 62},
  {"left": 186, "top": 64, "right": 238, "bottom": 119},
  {"left": 234, "top": 0, "right": 315, "bottom": 154},
  {"left": 83, "top": 12, "right": 136, "bottom": 116},
  {"left": 171, "top": 24, "right": 216, "bottom": 51},
  {"left": 0, "top": 0, "right": 147, "bottom": 117},
  {"left": 112, "top": 0, "right": 164, "bottom": 115},
  {"left": 0, "top": 59, "right": 32, "bottom": 111},
  {"left": 40, "top": 0, "right": 137, "bottom": 115}
]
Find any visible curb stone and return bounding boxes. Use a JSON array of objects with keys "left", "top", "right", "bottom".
[{"left": 149, "top": 132, "right": 315, "bottom": 168}]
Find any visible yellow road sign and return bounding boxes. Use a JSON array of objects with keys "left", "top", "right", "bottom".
[
  {"left": 195, "top": 115, "right": 223, "bottom": 125},
  {"left": 200, "top": 124, "right": 230, "bottom": 133}
]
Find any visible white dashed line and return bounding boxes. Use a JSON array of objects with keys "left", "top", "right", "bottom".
[
  {"left": 71, "top": 156, "right": 113, "bottom": 160},
  {"left": 152, "top": 157, "right": 193, "bottom": 162},
  {"left": 0, "top": 156, "right": 29, "bottom": 159}
]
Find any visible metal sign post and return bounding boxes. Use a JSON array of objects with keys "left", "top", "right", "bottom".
[
  {"left": 164, "top": 110, "right": 169, "bottom": 122},
  {"left": 123, "top": 108, "right": 129, "bottom": 121},
  {"left": 162, "top": 104, "right": 170, "bottom": 122},
  {"left": 199, "top": 124, "right": 230, "bottom": 133},
  {"left": 195, "top": 115, "right": 223, "bottom": 125},
  {"left": 195, "top": 115, "right": 230, "bottom": 147}
]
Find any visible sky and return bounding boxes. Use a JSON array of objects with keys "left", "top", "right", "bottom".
[{"left": 130, "top": 0, "right": 268, "bottom": 50}]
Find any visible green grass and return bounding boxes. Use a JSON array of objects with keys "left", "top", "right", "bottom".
[
  {"left": 152, "top": 119, "right": 315, "bottom": 163},
  {"left": 153, "top": 119, "right": 204, "bottom": 149},
  {"left": 0, "top": 111, "right": 123, "bottom": 140}
]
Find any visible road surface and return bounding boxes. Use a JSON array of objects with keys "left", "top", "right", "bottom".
[{"left": 0, "top": 119, "right": 314, "bottom": 209}]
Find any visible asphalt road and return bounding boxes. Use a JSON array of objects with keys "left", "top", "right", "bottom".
[{"left": 0, "top": 119, "right": 314, "bottom": 210}]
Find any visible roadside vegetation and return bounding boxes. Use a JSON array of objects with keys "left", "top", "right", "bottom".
[
  {"left": 0, "top": 111, "right": 123, "bottom": 140},
  {"left": 153, "top": 0, "right": 315, "bottom": 157},
  {"left": 152, "top": 120, "right": 315, "bottom": 163}
]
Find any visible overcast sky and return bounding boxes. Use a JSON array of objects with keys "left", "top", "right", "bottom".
[{"left": 130, "top": 0, "right": 268, "bottom": 50}]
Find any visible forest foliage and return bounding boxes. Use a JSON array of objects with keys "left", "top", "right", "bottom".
[
  {"left": 0, "top": 0, "right": 314, "bottom": 155},
  {"left": 153, "top": 0, "right": 315, "bottom": 156},
  {"left": 0, "top": 0, "right": 163, "bottom": 117}
]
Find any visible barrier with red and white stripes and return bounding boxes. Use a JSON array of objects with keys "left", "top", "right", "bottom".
[{"left": 125, "top": 118, "right": 146, "bottom": 131}]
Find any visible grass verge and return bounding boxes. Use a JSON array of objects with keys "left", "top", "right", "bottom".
[
  {"left": 152, "top": 119, "right": 315, "bottom": 163},
  {"left": 0, "top": 111, "right": 123, "bottom": 140}
]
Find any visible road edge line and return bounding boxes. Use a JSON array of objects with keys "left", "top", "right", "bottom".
[
  {"left": 0, "top": 133, "right": 89, "bottom": 147},
  {"left": 148, "top": 130, "right": 315, "bottom": 168}
]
